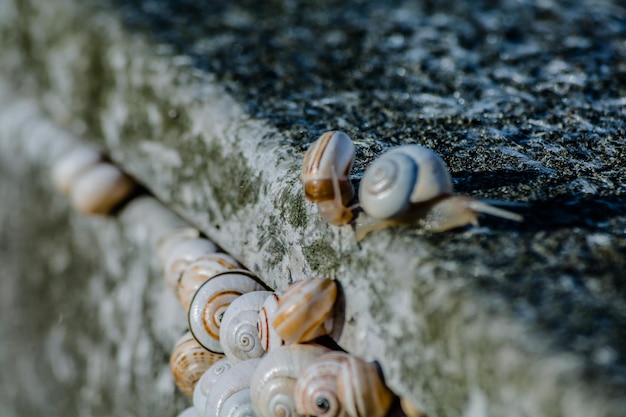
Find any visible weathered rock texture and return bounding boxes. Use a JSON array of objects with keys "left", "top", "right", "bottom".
[{"left": 1, "top": 0, "right": 626, "bottom": 416}]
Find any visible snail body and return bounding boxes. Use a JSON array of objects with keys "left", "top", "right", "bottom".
[
  {"left": 189, "top": 270, "right": 266, "bottom": 353},
  {"left": 70, "top": 162, "right": 136, "bottom": 215},
  {"left": 178, "top": 254, "right": 241, "bottom": 311},
  {"left": 205, "top": 358, "right": 261, "bottom": 417},
  {"left": 271, "top": 279, "right": 337, "bottom": 345},
  {"left": 357, "top": 145, "right": 523, "bottom": 239},
  {"left": 194, "top": 357, "right": 233, "bottom": 417},
  {"left": 170, "top": 332, "right": 225, "bottom": 397},
  {"left": 302, "top": 131, "right": 356, "bottom": 225},
  {"left": 220, "top": 290, "right": 274, "bottom": 364}
]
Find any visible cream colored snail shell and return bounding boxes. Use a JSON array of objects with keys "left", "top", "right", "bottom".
[
  {"left": 301, "top": 131, "right": 356, "bottom": 225},
  {"left": 70, "top": 162, "right": 136, "bottom": 215},
  {"left": 178, "top": 253, "right": 241, "bottom": 311},
  {"left": 189, "top": 270, "right": 266, "bottom": 353},
  {"left": 162, "top": 237, "right": 219, "bottom": 292},
  {"left": 257, "top": 292, "right": 285, "bottom": 352},
  {"left": 271, "top": 278, "right": 337, "bottom": 345},
  {"left": 219, "top": 290, "right": 274, "bottom": 364},
  {"left": 193, "top": 357, "right": 233, "bottom": 417},
  {"left": 250, "top": 343, "right": 330, "bottom": 417},
  {"left": 294, "top": 352, "right": 347, "bottom": 417},
  {"left": 51, "top": 145, "right": 103, "bottom": 195},
  {"left": 205, "top": 358, "right": 261, "bottom": 417},
  {"left": 170, "top": 332, "right": 225, "bottom": 397}
]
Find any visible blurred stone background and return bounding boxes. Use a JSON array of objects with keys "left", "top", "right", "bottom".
[{"left": 1, "top": 0, "right": 626, "bottom": 416}]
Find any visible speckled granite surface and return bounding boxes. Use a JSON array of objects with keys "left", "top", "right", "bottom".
[{"left": 1, "top": 0, "right": 626, "bottom": 416}]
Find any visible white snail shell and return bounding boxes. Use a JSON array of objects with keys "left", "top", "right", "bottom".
[
  {"left": 178, "top": 254, "right": 241, "bottom": 311},
  {"left": 70, "top": 162, "right": 136, "bottom": 215},
  {"left": 220, "top": 290, "right": 273, "bottom": 364},
  {"left": 51, "top": 145, "right": 103, "bottom": 195},
  {"left": 205, "top": 358, "right": 262, "bottom": 417},
  {"left": 156, "top": 228, "right": 201, "bottom": 264},
  {"left": 271, "top": 278, "right": 337, "bottom": 344},
  {"left": 250, "top": 344, "right": 330, "bottom": 417},
  {"left": 189, "top": 270, "right": 266, "bottom": 353},
  {"left": 162, "top": 237, "right": 219, "bottom": 292},
  {"left": 257, "top": 292, "right": 285, "bottom": 352},
  {"left": 301, "top": 131, "right": 356, "bottom": 225},
  {"left": 170, "top": 332, "right": 225, "bottom": 397},
  {"left": 177, "top": 407, "right": 200, "bottom": 417},
  {"left": 193, "top": 357, "right": 233, "bottom": 417},
  {"left": 359, "top": 145, "right": 452, "bottom": 220},
  {"left": 294, "top": 352, "right": 347, "bottom": 417}
]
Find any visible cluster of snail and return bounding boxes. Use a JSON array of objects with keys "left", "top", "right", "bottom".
[{"left": 302, "top": 131, "right": 523, "bottom": 239}]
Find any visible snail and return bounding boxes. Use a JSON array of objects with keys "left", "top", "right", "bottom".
[
  {"left": 219, "top": 290, "right": 273, "bottom": 364},
  {"left": 250, "top": 343, "right": 330, "bottom": 417},
  {"left": 356, "top": 145, "right": 523, "bottom": 240},
  {"left": 301, "top": 131, "right": 357, "bottom": 225},
  {"left": 69, "top": 162, "right": 136, "bottom": 215},
  {"left": 257, "top": 292, "right": 285, "bottom": 352},
  {"left": 294, "top": 352, "right": 394, "bottom": 417},
  {"left": 271, "top": 278, "right": 337, "bottom": 345},
  {"left": 177, "top": 407, "right": 200, "bottom": 417},
  {"left": 177, "top": 254, "right": 241, "bottom": 311},
  {"left": 51, "top": 145, "right": 103, "bottom": 195},
  {"left": 170, "top": 332, "right": 225, "bottom": 397},
  {"left": 189, "top": 270, "right": 266, "bottom": 353},
  {"left": 400, "top": 397, "right": 426, "bottom": 417},
  {"left": 162, "top": 237, "right": 219, "bottom": 292},
  {"left": 193, "top": 358, "right": 233, "bottom": 417},
  {"left": 205, "top": 358, "right": 262, "bottom": 417}
]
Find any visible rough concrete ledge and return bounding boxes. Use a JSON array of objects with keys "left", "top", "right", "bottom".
[{"left": 2, "top": 0, "right": 626, "bottom": 416}]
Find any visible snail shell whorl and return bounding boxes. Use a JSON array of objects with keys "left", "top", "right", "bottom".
[
  {"left": 170, "top": 332, "right": 225, "bottom": 397},
  {"left": 70, "top": 162, "right": 136, "bottom": 215},
  {"left": 258, "top": 292, "right": 285, "bottom": 352},
  {"left": 359, "top": 145, "right": 453, "bottom": 220},
  {"left": 337, "top": 356, "right": 394, "bottom": 417},
  {"left": 189, "top": 270, "right": 265, "bottom": 353},
  {"left": 163, "top": 238, "right": 219, "bottom": 292},
  {"left": 178, "top": 254, "right": 241, "bottom": 311},
  {"left": 220, "top": 291, "right": 274, "bottom": 364},
  {"left": 294, "top": 352, "right": 349, "bottom": 417},
  {"left": 193, "top": 357, "right": 233, "bottom": 417},
  {"left": 302, "top": 131, "right": 355, "bottom": 204},
  {"left": 206, "top": 358, "right": 261, "bottom": 417},
  {"left": 250, "top": 344, "right": 330, "bottom": 417},
  {"left": 51, "top": 146, "right": 103, "bottom": 195},
  {"left": 272, "top": 279, "right": 337, "bottom": 344}
]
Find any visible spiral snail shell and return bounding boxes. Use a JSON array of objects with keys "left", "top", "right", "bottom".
[
  {"left": 357, "top": 144, "right": 523, "bottom": 239},
  {"left": 189, "top": 270, "right": 266, "bottom": 353},
  {"left": 178, "top": 254, "right": 241, "bottom": 311},
  {"left": 250, "top": 343, "right": 330, "bottom": 417},
  {"left": 170, "top": 332, "right": 225, "bottom": 397},
  {"left": 271, "top": 278, "right": 337, "bottom": 345},
  {"left": 51, "top": 145, "right": 103, "bottom": 195},
  {"left": 162, "top": 237, "right": 219, "bottom": 292},
  {"left": 194, "top": 357, "right": 233, "bottom": 417},
  {"left": 257, "top": 292, "right": 285, "bottom": 352},
  {"left": 301, "top": 131, "right": 356, "bottom": 225},
  {"left": 219, "top": 290, "right": 274, "bottom": 364},
  {"left": 70, "top": 162, "right": 136, "bottom": 215},
  {"left": 205, "top": 358, "right": 261, "bottom": 417}
]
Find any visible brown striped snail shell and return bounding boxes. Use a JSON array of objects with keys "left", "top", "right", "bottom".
[
  {"left": 162, "top": 237, "right": 219, "bottom": 292},
  {"left": 356, "top": 144, "right": 523, "bottom": 240},
  {"left": 70, "top": 162, "right": 136, "bottom": 215},
  {"left": 250, "top": 343, "right": 331, "bottom": 417},
  {"left": 301, "top": 131, "right": 356, "bottom": 226},
  {"left": 271, "top": 278, "right": 337, "bottom": 344},
  {"left": 189, "top": 270, "right": 266, "bottom": 353},
  {"left": 206, "top": 358, "right": 262, "bottom": 417},
  {"left": 170, "top": 332, "right": 225, "bottom": 397},
  {"left": 257, "top": 292, "right": 285, "bottom": 352},
  {"left": 51, "top": 145, "right": 103, "bottom": 195},
  {"left": 193, "top": 357, "right": 233, "bottom": 417},
  {"left": 337, "top": 354, "right": 394, "bottom": 417},
  {"left": 178, "top": 254, "right": 241, "bottom": 311},
  {"left": 220, "top": 290, "right": 274, "bottom": 364},
  {"left": 294, "top": 352, "right": 347, "bottom": 417}
]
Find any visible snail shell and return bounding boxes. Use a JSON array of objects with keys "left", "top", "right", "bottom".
[
  {"left": 250, "top": 343, "right": 330, "bottom": 417},
  {"left": 51, "top": 145, "right": 103, "bottom": 195},
  {"left": 337, "top": 355, "right": 394, "bottom": 417},
  {"left": 206, "top": 358, "right": 262, "bottom": 417},
  {"left": 178, "top": 254, "right": 241, "bottom": 311},
  {"left": 189, "top": 270, "right": 266, "bottom": 353},
  {"left": 177, "top": 407, "right": 201, "bottom": 417},
  {"left": 257, "top": 292, "right": 285, "bottom": 352},
  {"left": 170, "top": 332, "right": 226, "bottom": 397},
  {"left": 70, "top": 162, "right": 136, "bottom": 215},
  {"left": 301, "top": 131, "right": 356, "bottom": 225},
  {"left": 294, "top": 352, "right": 347, "bottom": 417},
  {"left": 271, "top": 278, "right": 337, "bottom": 344},
  {"left": 193, "top": 358, "right": 233, "bottom": 417},
  {"left": 220, "top": 290, "right": 273, "bottom": 364},
  {"left": 162, "top": 237, "right": 219, "bottom": 292}
]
